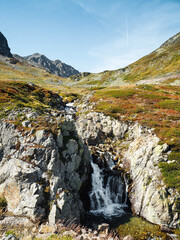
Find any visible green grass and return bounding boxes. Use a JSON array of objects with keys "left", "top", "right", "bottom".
[
  {"left": 100, "top": 89, "right": 135, "bottom": 99},
  {"left": 158, "top": 100, "right": 180, "bottom": 111}
]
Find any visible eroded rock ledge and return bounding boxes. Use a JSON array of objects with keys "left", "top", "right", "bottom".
[{"left": 76, "top": 111, "right": 179, "bottom": 228}]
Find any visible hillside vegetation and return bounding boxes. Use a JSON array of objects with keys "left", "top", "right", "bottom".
[
  {"left": 88, "top": 84, "right": 180, "bottom": 191},
  {"left": 67, "top": 32, "right": 180, "bottom": 87},
  {"left": 0, "top": 81, "right": 64, "bottom": 115},
  {"left": 0, "top": 57, "right": 65, "bottom": 86}
]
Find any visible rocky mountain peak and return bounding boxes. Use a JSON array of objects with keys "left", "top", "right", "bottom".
[
  {"left": 24, "top": 53, "right": 79, "bottom": 78},
  {"left": 0, "top": 32, "right": 13, "bottom": 58}
]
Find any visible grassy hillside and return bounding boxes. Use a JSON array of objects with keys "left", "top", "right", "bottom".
[
  {"left": 0, "top": 57, "right": 65, "bottom": 86},
  {"left": 88, "top": 84, "right": 180, "bottom": 191},
  {"left": 0, "top": 81, "right": 64, "bottom": 115},
  {"left": 67, "top": 32, "right": 180, "bottom": 87}
]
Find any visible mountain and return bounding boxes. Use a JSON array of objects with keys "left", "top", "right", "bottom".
[
  {"left": 68, "top": 32, "right": 180, "bottom": 87},
  {"left": 23, "top": 53, "right": 79, "bottom": 78},
  {"left": 0, "top": 32, "right": 13, "bottom": 58}
]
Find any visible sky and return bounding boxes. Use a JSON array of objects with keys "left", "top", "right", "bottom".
[{"left": 0, "top": 0, "right": 180, "bottom": 73}]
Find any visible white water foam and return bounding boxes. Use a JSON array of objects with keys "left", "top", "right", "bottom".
[{"left": 89, "top": 160, "right": 127, "bottom": 218}]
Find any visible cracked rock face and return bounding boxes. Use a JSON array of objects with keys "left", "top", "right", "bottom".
[
  {"left": 76, "top": 111, "right": 179, "bottom": 228},
  {"left": 0, "top": 113, "right": 90, "bottom": 224}
]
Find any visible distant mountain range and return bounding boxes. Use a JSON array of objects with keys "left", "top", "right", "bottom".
[{"left": 0, "top": 31, "right": 79, "bottom": 78}]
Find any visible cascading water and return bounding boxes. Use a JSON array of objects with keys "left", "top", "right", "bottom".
[
  {"left": 83, "top": 147, "right": 131, "bottom": 230},
  {"left": 89, "top": 160, "right": 127, "bottom": 218}
]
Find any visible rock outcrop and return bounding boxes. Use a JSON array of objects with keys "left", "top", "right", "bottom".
[
  {"left": 23, "top": 53, "right": 79, "bottom": 78},
  {"left": 0, "top": 32, "right": 13, "bottom": 58},
  {"left": 0, "top": 108, "right": 90, "bottom": 224},
  {"left": 76, "top": 111, "right": 179, "bottom": 228}
]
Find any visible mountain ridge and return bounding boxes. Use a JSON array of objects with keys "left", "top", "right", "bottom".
[
  {"left": 0, "top": 31, "right": 79, "bottom": 78},
  {"left": 68, "top": 32, "right": 180, "bottom": 87},
  {"left": 23, "top": 53, "right": 79, "bottom": 78}
]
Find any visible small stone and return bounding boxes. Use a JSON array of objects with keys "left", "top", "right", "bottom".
[
  {"left": 26, "top": 112, "right": 37, "bottom": 120},
  {"left": 123, "top": 236, "right": 134, "bottom": 240},
  {"left": 35, "top": 129, "right": 46, "bottom": 144},
  {"left": 62, "top": 230, "right": 76, "bottom": 237},
  {"left": 81, "top": 229, "right": 87, "bottom": 234},
  {"left": 39, "top": 224, "right": 57, "bottom": 234},
  {"left": 98, "top": 223, "right": 109, "bottom": 235},
  {"left": 22, "top": 120, "right": 30, "bottom": 127},
  {"left": 98, "top": 233, "right": 107, "bottom": 238},
  {"left": 160, "top": 225, "right": 173, "bottom": 233}
]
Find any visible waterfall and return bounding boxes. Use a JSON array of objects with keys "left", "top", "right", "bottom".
[{"left": 89, "top": 159, "right": 128, "bottom": 219}]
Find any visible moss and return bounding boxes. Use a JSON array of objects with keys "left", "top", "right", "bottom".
[
  {"left": 116, "top": 216, "right": 168, "bottom": 240},
  {"left": 159, "top": 161, "right": 180, "bottom": 191},
  {"left": 169, "top": 151, "right": 180, "bottom": 161},
  {"left": 47, "top": 234, "right": 73, "bottom": 240},
  {"left": 0, "top": 196, "right": 7, "bottom": 208}
]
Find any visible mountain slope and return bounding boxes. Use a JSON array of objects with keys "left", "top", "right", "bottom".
[
  {"left": 23, "top": 53, "right": 79, "bottom": 78},
  {"left": 68, "top": 32, "right": 180, "bottom": 87}
]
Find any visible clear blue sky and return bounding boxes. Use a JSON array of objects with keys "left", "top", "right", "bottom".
[{"left": 1, "top": 0, "right": 180, "bottom": 72}]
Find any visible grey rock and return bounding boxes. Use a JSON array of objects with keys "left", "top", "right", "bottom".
[
  {"left": 26, "top": 112, "right": 38, "bottom": 120},
  {"left": 35, "top": 130, "right": 46, "bottom": 144},
  {"left": 123, "top": 236, "right": 134, "bottom": 240},
  {"left": 22, "top": 120, "right": 31, "bottom": 127},
  {"left": 1, "top": 234, "right": 18, "bottom": 240},
  {"left": 48, "top": 204, "right": 61, "bottom": 225},
  {"left": 66, "top": 139, "right": 78, "bottom": 155}
]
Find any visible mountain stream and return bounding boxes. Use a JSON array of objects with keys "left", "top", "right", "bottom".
[{"left": 85, "top": 151, "right": 131, "bottom": 228}]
